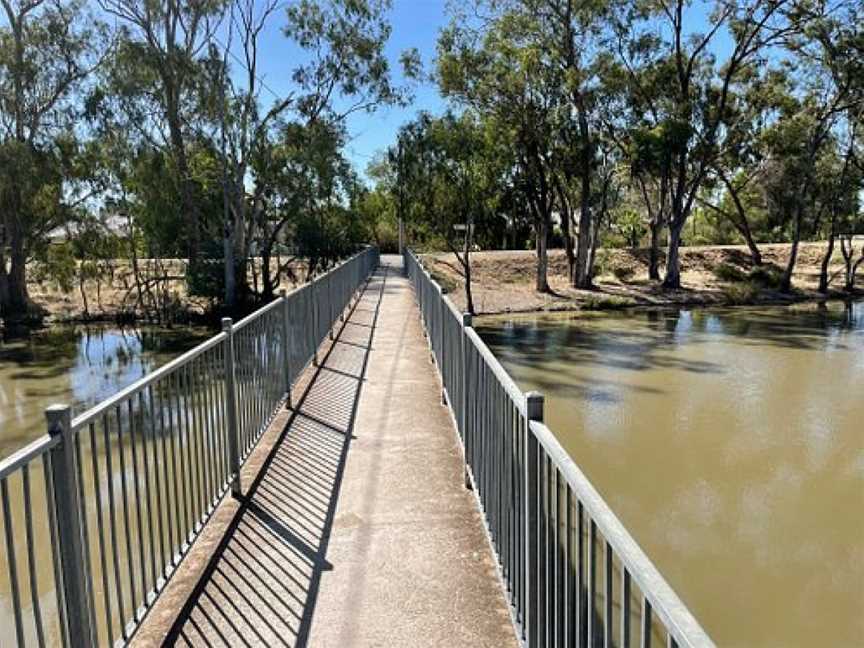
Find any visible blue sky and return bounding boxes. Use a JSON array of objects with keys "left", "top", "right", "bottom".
[
  {"left": 241, "top": 0, "right": 451, "bottom": 175},
  {"left": 234, "top": 0, "right": 729, "bottom": 178}
]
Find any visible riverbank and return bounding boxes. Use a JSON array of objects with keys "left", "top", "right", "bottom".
[
  {"left": 422, "top": 242, "right": 863, "bottom": 315},
  {"left": 4, "top": 258, "right": 308, "bottom": 328}
]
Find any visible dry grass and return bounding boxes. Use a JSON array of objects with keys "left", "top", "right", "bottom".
[
  {"left": 25, "top": 258, "right": 309, "bottom": 322},
  {"left": 423, "top": 242, "right": 860, "bottom": 315}
]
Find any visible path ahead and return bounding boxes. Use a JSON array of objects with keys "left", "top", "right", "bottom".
[{"left": 134, "top": 255, "right": 516, "bottom": 647}]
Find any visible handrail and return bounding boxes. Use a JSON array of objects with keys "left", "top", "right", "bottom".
[
  {"left": 529, "top": 420, "right": 713, "bottom": 647},
  {"left": 71, "top": 332, "right": 227, "bottom": 430},
  {"left": 0, "top": 246, "right": 380, "bottom": 648},
  {"left": 403, "top": 247, "right": 714, "bottom": 648}
]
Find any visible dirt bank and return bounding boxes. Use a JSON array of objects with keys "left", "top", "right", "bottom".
[{"left": 422, "top": 242, "right": 862, "bottom": 315}]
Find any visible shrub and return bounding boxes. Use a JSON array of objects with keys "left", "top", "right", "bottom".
[
  {"left": 721, "top": 282, "right": 760, "bottom": 304},
  {"left": 613, "top": 266, "right": 635, "bottom": 282},
  {"left": 713, "top": 262, "right": 747, "bottom": 283},
  {"left": 581, "top": 294, "right": 636, "bottom": 310},
  {"left": 591, "top": 251, "right": 612, "bottom": 279},
  {"left": 748, "top": 264, "right": 784, "bottom": 289}
]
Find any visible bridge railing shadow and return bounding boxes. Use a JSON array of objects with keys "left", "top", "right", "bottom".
[{"left": 163, "top": 266, "right": 388, "bottom": 648}]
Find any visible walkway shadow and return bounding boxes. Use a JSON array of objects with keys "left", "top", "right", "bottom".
[{"left": 163, "top": 265, "right": 389, "bottom": 648}]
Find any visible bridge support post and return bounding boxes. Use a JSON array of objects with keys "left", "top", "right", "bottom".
[
  {"left": 45, "top": 404, "right": 95, "bottom": 647},
  {"left": 525, "top": 391, "right": 544, "bottom": 647},
  {"left": 280, "top": 290, "right": 293, "bottom": 410},
  {"left": 222, "top": 318, "right": 242, "bottom": 498},
  {"left": 461, "top": 313, "right": 472, "bottom": 490}
]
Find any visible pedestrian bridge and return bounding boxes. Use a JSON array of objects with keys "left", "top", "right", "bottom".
[{"left": 0, "top": 249, "right": 714, "bottom": 647}]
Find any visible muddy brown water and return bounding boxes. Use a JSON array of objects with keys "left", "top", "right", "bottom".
[
  {"left": 0, "top": 324, "right": 210, "bottom": 644},
  {"left": 478, "top": 300, "right": 864, "bottom": 648}
]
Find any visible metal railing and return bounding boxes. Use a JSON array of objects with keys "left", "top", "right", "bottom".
[
  {"left": 0, "top": 246, "right": 379, "bottom": 647},
  {"left": 404, "top": 249, "right": 714, "bottom": 648}
]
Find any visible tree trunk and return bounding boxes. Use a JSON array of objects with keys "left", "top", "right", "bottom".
[
  {"left": 720, "top": 174, "right": 762, "bottom": 266},
  {"left": 535, "top": 217, "right": 549, "bottom": 293},
  {"left": 649, "top": 219, "right": 662, "bottom": 280},
  {"left": 559, "top": 201, "right": 575, "bottom": 282},
  {"left": 662, "top": 223, "right": 683, "bottom": 289},
  {"left": 6, "top": 232, "right": 29, "bottom": 317},
  {"left": 818, "top": 229, "right": 835, "bottom": 294},
  {"left": 573, "top": 108, "right": 593, "bottom": 289},
  {"left": 780, "top": 208, "right": 802, "bottom": 294}
]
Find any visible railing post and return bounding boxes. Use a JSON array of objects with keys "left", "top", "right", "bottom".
[
  {"left": 525, "top": 391, "right": 544, "bottom": 647},
  {"left": 222, "top": 318, "right": 242, "bottom": 498},
  {"left": 45, "top": 404, "right": 95, "bottom": 647},
  {"left": 328, "top": 272, "right": 335, "bottom": 340},
  {"left": 461, "top": 312, "right": 472, "bottom": 490},
  {"left": 439, "top": 290, "right": 446, "bottom": 404},
  {"left": 280, "top": 290, "right": 293, "bottom": 410}
]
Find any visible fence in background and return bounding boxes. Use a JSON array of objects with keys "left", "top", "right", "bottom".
[
  {"left": 404, "top": 249, "right": 714, "bottom": 648},
  {"left": 0, "top": 246, "right": 379, "bottom": 647}
]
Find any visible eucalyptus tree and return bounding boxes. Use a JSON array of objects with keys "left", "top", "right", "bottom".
[
  {"left": 394, "top": 111, "right": 505, "bottom": 314},
  {"left": 438, "top": 0, "right": 620, "bottom": 290},
  {"left": 98, "top": 0, "right": 227, "bottom": 271},
  {"left": 0, "top": 0, "right": 105, "bottom": 320},
  {"left": 615, "top": 0, "right": 796, "bottom": 289},
  {"left": 760, "top": 0, "right": 863, "bottom": 292},
  {"left": 205, "top": 0, "right": 416, "bottom": 306},
  {"left": 438, "top": 6, "right": 566, "bottom": 292}
]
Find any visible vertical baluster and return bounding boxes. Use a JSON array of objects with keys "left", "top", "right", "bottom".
[
  {"left": 1, "top": 476, "right": 25, "bottom": 646},
  {"left": 148, "top": 386, "right": 167, "bottom": 577},
  {"left": 73, "top": 434, "right": 98, "bottom": 638},
  {"left": 115, "top": 404, "right": 138, "bottom": 618},
  {"left": 88, "top": 422, "right": 114, "bottom": 646},
  {"left": 604, "top": 541, "right": 613, "bottom": 648},
  {"left": 167, "top": 372, "right": 188, "bottom": 542},
  {"left": 641, "top": 598, "right": 652, "bottom": 648},
  {"left": 589, "top": 519, "right": 597, "bottom": 648},
  {"left": 127, "top": 399, "right": 148, "bottom": 600},
  {"left": 184, "top": 365, "right": 201, "bottom": 529},
  {"left": 22, "top": 466, "right": 46, "bottom": 648},
  {"left": 621, "top": 569, "right": 631, "bottom": 648},
  {"left": 102, "top": 412, "right": 126, "bottom": 638},
  {"left": 577, "top": 502, "right": 585, "bottom": 648},
  {"left": 137, "top": 392, "right": 158, "bottom": 592},
  {"left": 563, "top": 481, "right": 576, "bottom": 647}
]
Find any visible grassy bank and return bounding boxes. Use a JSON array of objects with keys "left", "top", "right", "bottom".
[{"left": 423, "top": 242, "right": 862, "bottom": 315}]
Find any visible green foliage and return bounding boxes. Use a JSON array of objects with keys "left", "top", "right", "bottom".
[
  {"left": 713, "top": 262, "right": 748, "bottom": 283},
  {"left": 748, "top": 264, "right": 785, "bottom": 290},
  {"left": 34, "top": 243, "right": 77, "bottom": 293},
  {"left": 580, "top": 294, "right": 637, "bottom": 310},
  {"left": 721, "top": 282, "right": 761, "bottom": 305},
  {"left": 613, "top": 266, "right": 636, "bottom": 283}
]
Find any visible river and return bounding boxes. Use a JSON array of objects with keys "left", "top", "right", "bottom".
[
  {"left": 0, "top": 325, "right": 211, "bottom": 457},
  {"left": 0, "top": 324, "right": 211, "bottom": 643},
  {"left": 479, "top": 300, "right": 864, "bottom": 648}
]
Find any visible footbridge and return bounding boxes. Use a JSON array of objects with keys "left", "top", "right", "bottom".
[{"left": 0, "top": 248, "right": 714, "bottom": 647}]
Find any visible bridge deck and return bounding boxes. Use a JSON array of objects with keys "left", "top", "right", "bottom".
[{"left": 132, "top": 256, "right": 516, "bottom": 647}]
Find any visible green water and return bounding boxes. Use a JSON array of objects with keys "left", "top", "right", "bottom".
[{"left": 480, "top": 300, "right": 864, "bottom": 648}]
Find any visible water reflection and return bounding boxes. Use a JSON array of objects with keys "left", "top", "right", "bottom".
[
  {"left": 480, "top": 300, "right": 864, "bottom": 648},
  {"left": 0, "top": 326, "right": 211, "bottom": 461}
]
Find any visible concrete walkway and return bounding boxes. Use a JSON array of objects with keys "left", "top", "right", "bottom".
[{"left": 133, "top": 256, "right": 516, "bottom": 647}]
